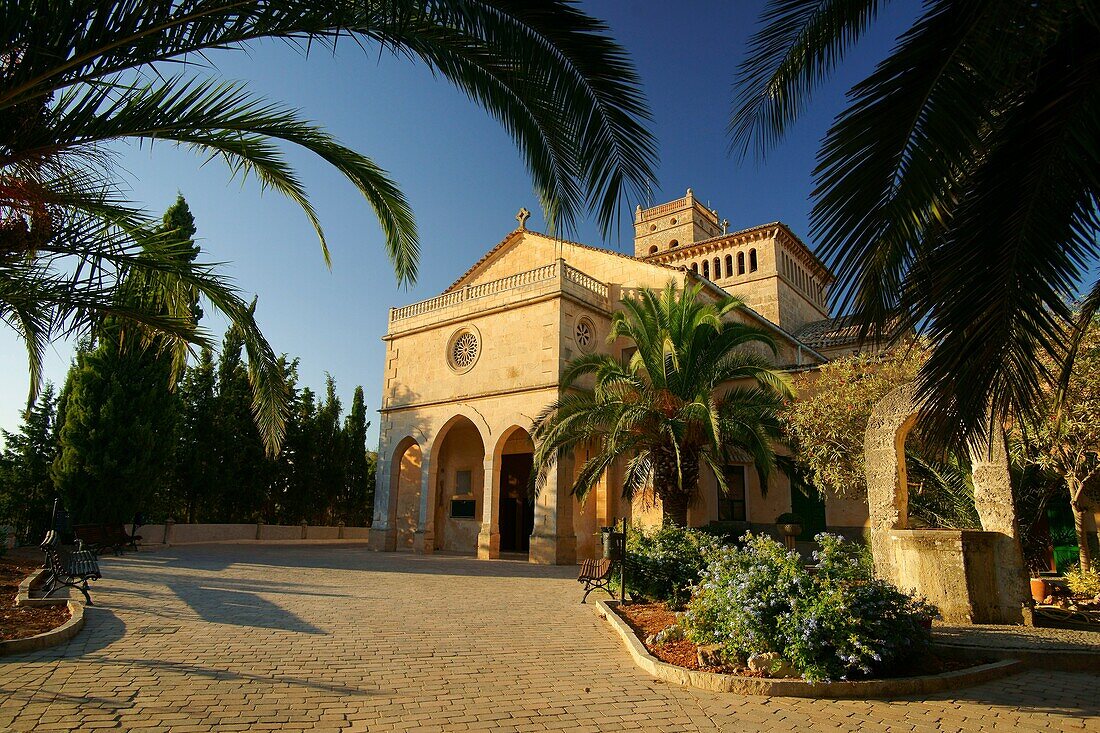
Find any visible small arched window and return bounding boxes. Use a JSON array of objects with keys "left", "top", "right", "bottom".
[
  {"left": 702, "top": 260, "right": 710, "bottom": 279},
  {"left": 713, "top": 257, "right": 721, "bottom": 279},
  {"left": 669, "top": 240, "right": 679, "bottom": 248},
  {"left": 749, "top": 249, "right": 758, "bottom": 272},
  {"left": 691, "top": 262, "right": 698, "bottom": 274},
  {"left": 737, "top": 252, "right": 745, "bottom": 275},
  {"left": 725, "top": 254, "right": 733, "bottom": 275},
  {"left": 648, "top": 245, "right": 658, "bottom": 255}
]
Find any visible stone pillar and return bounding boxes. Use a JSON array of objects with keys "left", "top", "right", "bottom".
[
  {"left": 478, "top": 456, "right": 501, "bottom": 559},
  {"left": 414, "top": 451, "right": 435, "bottom": 554},
  {"left": 969, "top": 427, "right": 1032, "bottom": 625},
  {"left": 863, "top": 383, "right": 919, "bottom": 575},
  {"left": 369, "top": 446, "right": 398, "bottom": 552},
  {"left": 529, "top": 449, "right": 577, "bottom": 565}
]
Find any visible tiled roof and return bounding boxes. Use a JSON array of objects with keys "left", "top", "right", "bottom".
[{"left": 794, "top": 315, "right": 866, "bottom": 349}]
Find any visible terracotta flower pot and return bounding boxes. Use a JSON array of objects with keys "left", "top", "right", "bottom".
[{"left": 1030, "top": 577, "right": 1048, "bottom": 603}]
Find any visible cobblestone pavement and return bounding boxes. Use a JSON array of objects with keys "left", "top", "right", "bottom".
[{"left": 1, "top": 545, "right": 1097, "bottom": 732}]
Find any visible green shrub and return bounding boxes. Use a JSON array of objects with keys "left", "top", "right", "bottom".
[
  {"left": 683, "top": 532, "right": 937, "bottom": 682},
  {"left": 623, "top": 524, "right": 722, "bottom": 607},
  {"left": 1065, "top": 564, "right": 1100, "bottom": 597}
]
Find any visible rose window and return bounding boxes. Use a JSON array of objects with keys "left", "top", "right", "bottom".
[
  {"left": 451, "top": 331, "right": 479, "bottom": 369},
  {"left": 575, "top": 317, "right": 595, "bottom": 352}
]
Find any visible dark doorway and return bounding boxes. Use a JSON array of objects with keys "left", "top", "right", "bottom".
[{"left": 499, "top": 453, "right": 534, "bottom": 553}]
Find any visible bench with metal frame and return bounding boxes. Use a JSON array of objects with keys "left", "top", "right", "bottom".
[
  {"left": 74, "top": 522, "right": 142, "bottom": 556},
  {"left": 577, "top": 558, "right": 616, "bottom": 603},
  {"left": 40, "top": 530, "right": 101, "bottom": 605}
]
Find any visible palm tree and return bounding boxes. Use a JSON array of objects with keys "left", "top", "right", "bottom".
[
  {"left": 531, "top": 283, "right": 793, "bottom": 527},
  {"left": 730, "top": 0, "right": 1099, "bottom": 446},
  {"left": 2, "top": 0, "right": 658, "bottom": 451}
]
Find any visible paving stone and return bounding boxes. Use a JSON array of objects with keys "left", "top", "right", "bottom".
[{"left": 0, "top": 545, "right": 1097, "bottom": 731}]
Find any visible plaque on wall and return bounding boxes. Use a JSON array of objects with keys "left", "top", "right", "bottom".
[{"left": 450, "top": 499, "right": 476, "bottom": 519}]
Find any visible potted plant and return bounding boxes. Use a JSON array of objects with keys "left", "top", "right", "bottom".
[{"left": 775, "top": 512, "right": 803, "bottom": 551}]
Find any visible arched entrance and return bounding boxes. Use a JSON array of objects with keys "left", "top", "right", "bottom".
[
  {"left": 496, "top": 428, "right": 535, "bottom": 555},
  {"left": 429, "top": 415, "right": 486, "bottom": 554},
  {"left": 389, "top": 438, "right": 423, "bottom": 551}
]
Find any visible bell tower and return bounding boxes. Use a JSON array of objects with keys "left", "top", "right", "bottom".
[{"left": 633, "top": 188, "right": 723, "bottom": 258}]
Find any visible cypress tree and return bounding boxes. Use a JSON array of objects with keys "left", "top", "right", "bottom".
[
  {"left": 51, "top": 195, "right": 200, "bottom": 524},
  {"left": 0, "top": 383, "right": 60, "bottom": 542},
  {"left": 342, "top": 386, "right": 373, "bottom": 525}
]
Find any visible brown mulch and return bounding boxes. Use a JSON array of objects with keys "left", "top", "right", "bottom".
[
  {"left": 616, "top": 602, "right": 741, "bottom": 673},
  {"left": 615, "top": 601, "right": 983, "bottom": 680},
  {"left": 0, "top": 556, "right": 70, "bottom": 642}
]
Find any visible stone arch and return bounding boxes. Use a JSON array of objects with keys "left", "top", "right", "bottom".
[
  {"left": 387, "top": 436, "right": 424, "bottom": 551},
  {"left": 427, "top": 414, "right": 488, "bottom": 554},
  {"left": 480, "top": 425, "right": 537, "bottom": 557},
  {"left": 864, "top": 383, "right": 1030, "bottom": 624}
]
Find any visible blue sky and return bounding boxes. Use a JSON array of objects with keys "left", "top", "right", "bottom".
[{"left": 0, "top": 1, "right": 924, "bottom": 444}]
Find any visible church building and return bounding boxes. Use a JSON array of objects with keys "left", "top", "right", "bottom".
[{"left": 370, "top": 190, "right": 871, "bottom": 564}]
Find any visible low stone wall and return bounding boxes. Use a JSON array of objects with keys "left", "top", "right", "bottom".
[
  {"left": 141, "top": 522, "right": 373, "bottom": 545},
  {"left": 258, "top": 524, "right": 302, "bottom": 542}
]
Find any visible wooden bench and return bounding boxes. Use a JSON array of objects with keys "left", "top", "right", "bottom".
[
  {"left": 40, "top": 530, "right": 101, "bottom": 605},
  {"left": 73, "top": 523, "right": 141, "bottom": 556},
  {"left": 578, "top": 558, "right": 615, "bottom": 603}
]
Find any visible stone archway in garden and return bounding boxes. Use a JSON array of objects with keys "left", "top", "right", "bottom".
[{"left": 864, "top": 383, "right": 1031, "bottom": 625}]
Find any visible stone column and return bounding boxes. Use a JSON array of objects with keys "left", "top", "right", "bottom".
[
  {"left": 969, "top": 427, "right": 1032, "bottom": 625},
  {"left": 414, "top": 451, "right": 435, "bottom": 554},
  {"left": 863, "top": 383, "right": 919, "bottom": 575},
  {"left": 369, "top": 446, "right": 398, "bottom": 552},
  {"left": 478, "top": 456, "right": 501, "bottom": 559},
  {"left": 529, "top": 449, "right": 577, "bottom": 565}
]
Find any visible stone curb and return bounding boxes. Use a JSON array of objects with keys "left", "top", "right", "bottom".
[
  {"left": 0, "top": 599, "right": 84, "bottom": 656},
  {"left": 932, "top": 641, "right": 1100, "bottom": 672},
  {"left": 595, "top": 600, "right": 1026, "bottom": 699}
]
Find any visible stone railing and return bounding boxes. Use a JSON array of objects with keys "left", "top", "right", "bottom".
[
  {"left": 562, "top": 264, "right": 608, "bottom": 298},
  {"left": 641, "top": 196, "right": 689, "bottom": 219},
  {"left": 466, "top": 262, "right": 557, "bottom": 299},
  {"left": 389, "top": 260, "right": 607, "bottom": 323}
]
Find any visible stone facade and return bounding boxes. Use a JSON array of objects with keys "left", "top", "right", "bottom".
[{"left": 373, "top": 193, "right": 870, "bottom": 564}]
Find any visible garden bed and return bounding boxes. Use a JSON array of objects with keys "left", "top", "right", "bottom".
[
  {"left": 602, "top": 600, "right": 1024, "bottom": 698},
  {"left": 617, "top": 601, "right": 979, "bottom": 678},
  {"left": 0, "top": 557, "right": 70, "bottom": 641}
]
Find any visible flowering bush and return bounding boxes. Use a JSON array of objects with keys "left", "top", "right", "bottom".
[
  {"left": 1065, "top": 564, "right": 1100, "bottom": 598},
  {"left": 624, "top": 524, "right": 723, "bottom": 607},
  {"left": 683, "top": 532, "right": 937, "bottom": 681}
]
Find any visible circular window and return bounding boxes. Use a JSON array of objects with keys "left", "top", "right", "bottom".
[
  {"left": 670, "top": 218, "right": 677, "bottom": 225},
  {"left": 447, "top": 327, "right": 481, "bottom": 373},
  {"left": 574, "top": 316, "right": 596, "bottom": 353},
  {"left": 649, "top": 224, "right": 657, "bottom": 231}
]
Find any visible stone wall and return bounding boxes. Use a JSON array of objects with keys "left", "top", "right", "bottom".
[
  {"left": 864, "top": 384, "right": 1031, "bottom": 625},
  {"left": 143, "top": 523, "right": 373, "bottom": 545}
]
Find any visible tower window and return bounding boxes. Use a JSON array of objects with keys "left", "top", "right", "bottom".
[
  {"left": 737, "top": 252, "right": 745, "bottom": 275},
  {"left": 691, "top": 262, "right": 698, "bottom": 273},
  {"left": 725, "top": 254, "right": 733, "bottom": 275},
  {"left": 669, "top": 239, "right": 678, "bottom": 248},
  {"left": 702, "top": 260, "right": 710, "bottom": 279},
  {"left": 648, "top": 245, "right": 658, "bottom": 255},
  {"left": 749, "top": 249, "right": 758, "bottom": 272},
  {"left": 713, "top": 258, "right": 721, "bottom": 278}
]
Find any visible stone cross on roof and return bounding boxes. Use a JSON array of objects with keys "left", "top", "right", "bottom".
[{"left": 516, "top": 207, "right": 531, "bottom": 230}]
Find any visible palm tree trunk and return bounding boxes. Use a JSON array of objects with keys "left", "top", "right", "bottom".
[
  {"left": 1068, "top": 478, "right": 1092, "bottom": 573},
  {"left": 654, "top": 447, "right": 699, "bottom": 527}
]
